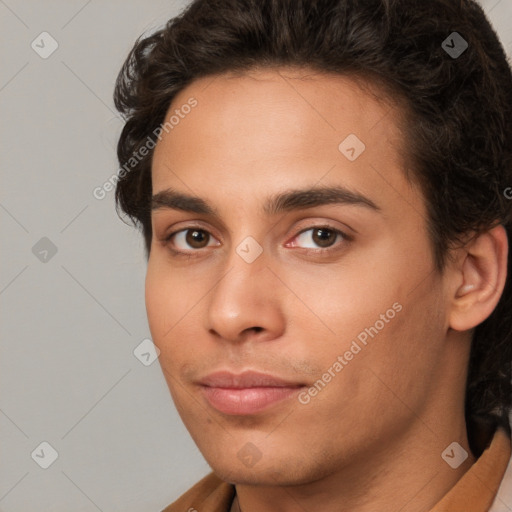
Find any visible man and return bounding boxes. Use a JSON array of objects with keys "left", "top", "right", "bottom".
[{"left": 113, "top": 0, "right": 512, "bottom": 510}]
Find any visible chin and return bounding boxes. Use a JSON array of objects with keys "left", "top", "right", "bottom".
[
  {"left": 210, "top": 464, "right": 296, "bottom": 487},
  {"left": 205, "top": 451, "right": 327, "bottom": 488}
]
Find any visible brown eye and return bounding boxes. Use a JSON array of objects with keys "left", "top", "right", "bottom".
[
  {"left": 291, "top": 226, "right": 346, "bottom": 250},
  {"left": 165, "top": 226, "right": 220, "bottom": 254},
  {"left": 312, "top": 228, "right": 337, "bottom": 248},
  {"left": 185, "top": 229, "right": 210, "bottom": 248}
]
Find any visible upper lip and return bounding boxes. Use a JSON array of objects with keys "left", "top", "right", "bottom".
[{"left": 199, "top": 370, "right": 304, "bottom": 388}]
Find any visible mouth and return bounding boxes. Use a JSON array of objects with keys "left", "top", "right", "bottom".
[{"left": 198, "top": 370, "right": 307, "bottom": 415}]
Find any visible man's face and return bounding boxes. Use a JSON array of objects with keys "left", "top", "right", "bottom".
[{"left": 147, "top": 68, "right": 454, "bottom": 485}]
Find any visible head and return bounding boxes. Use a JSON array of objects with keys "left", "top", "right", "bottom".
[{"left": 114, "top": 0, "right": 512, "bottom": 483}]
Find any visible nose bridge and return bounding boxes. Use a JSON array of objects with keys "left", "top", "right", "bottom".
[
  {"left": 217, "top": 213, "right": 269, "bottom": 292},
  {"left": 205, "top": 236, "right": 284, "bottom": 341},
  {"left": 213, "top": 239, "right": 269, "bottom": 310}
]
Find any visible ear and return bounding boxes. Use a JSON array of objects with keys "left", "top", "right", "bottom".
[{"left": 449, "top": 225, "right": 508, "bottom": 331}]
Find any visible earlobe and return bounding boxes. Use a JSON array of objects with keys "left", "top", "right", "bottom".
[{"left": 449, "top": 225, "right": 508, "bottom": 332}]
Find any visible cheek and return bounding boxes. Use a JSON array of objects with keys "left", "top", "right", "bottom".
[
  {"left": 144, "top": 258, "right": 191, "bottom": 352},
  {"left": 282, "top": 242, "right": 443, "bottom": 397},
  {"left": 144, "top": 256, "right": 215, "bottom": 377},
  {"left": 341, "top": 280, "right": 447, "bottom": 416},
  {"left": 280, "top": 256, "right": 402, "bottom": 355},
  {"left": 145, "top": 263, "right": 191, "bottom": 408},
  {"left": 145, "top": 263, "right": 169, "bottom": 343}
]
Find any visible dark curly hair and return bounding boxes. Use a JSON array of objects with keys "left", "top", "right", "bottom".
[{"left": 113, "top": 0, "right": 512, "bottom": 457}]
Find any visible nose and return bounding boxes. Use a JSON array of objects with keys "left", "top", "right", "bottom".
[{"left": 205, "top": 247, "right": 286, "bottom": 344}]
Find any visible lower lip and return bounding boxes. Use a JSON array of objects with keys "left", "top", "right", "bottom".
[{"left": 200, "top": 385, "right": 304, "bottom": 415}]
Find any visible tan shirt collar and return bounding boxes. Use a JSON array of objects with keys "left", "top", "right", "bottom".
[{"left": 431, "top": 427, "right": 511, "bottom": 512}]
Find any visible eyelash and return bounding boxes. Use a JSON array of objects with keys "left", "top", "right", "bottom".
[{"left": 163, "top": 224, "right": 351, "bottom": 258}]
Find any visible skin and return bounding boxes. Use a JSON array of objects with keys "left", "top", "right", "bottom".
[{"left": 146, "top": 67, "right": 508, "bottom": 512}]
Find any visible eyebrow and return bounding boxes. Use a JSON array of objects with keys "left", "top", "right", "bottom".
[{"left": 151, "top": 185, "right": 380, "bottom": 216}]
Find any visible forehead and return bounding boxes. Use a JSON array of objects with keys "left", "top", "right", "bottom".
[{"left": 151, "top": 67, "right": 415, "bottom": 215}]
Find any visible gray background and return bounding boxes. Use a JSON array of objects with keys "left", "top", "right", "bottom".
[{"left": 1, "top": 1, "right": 511, "bottom": 511}]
